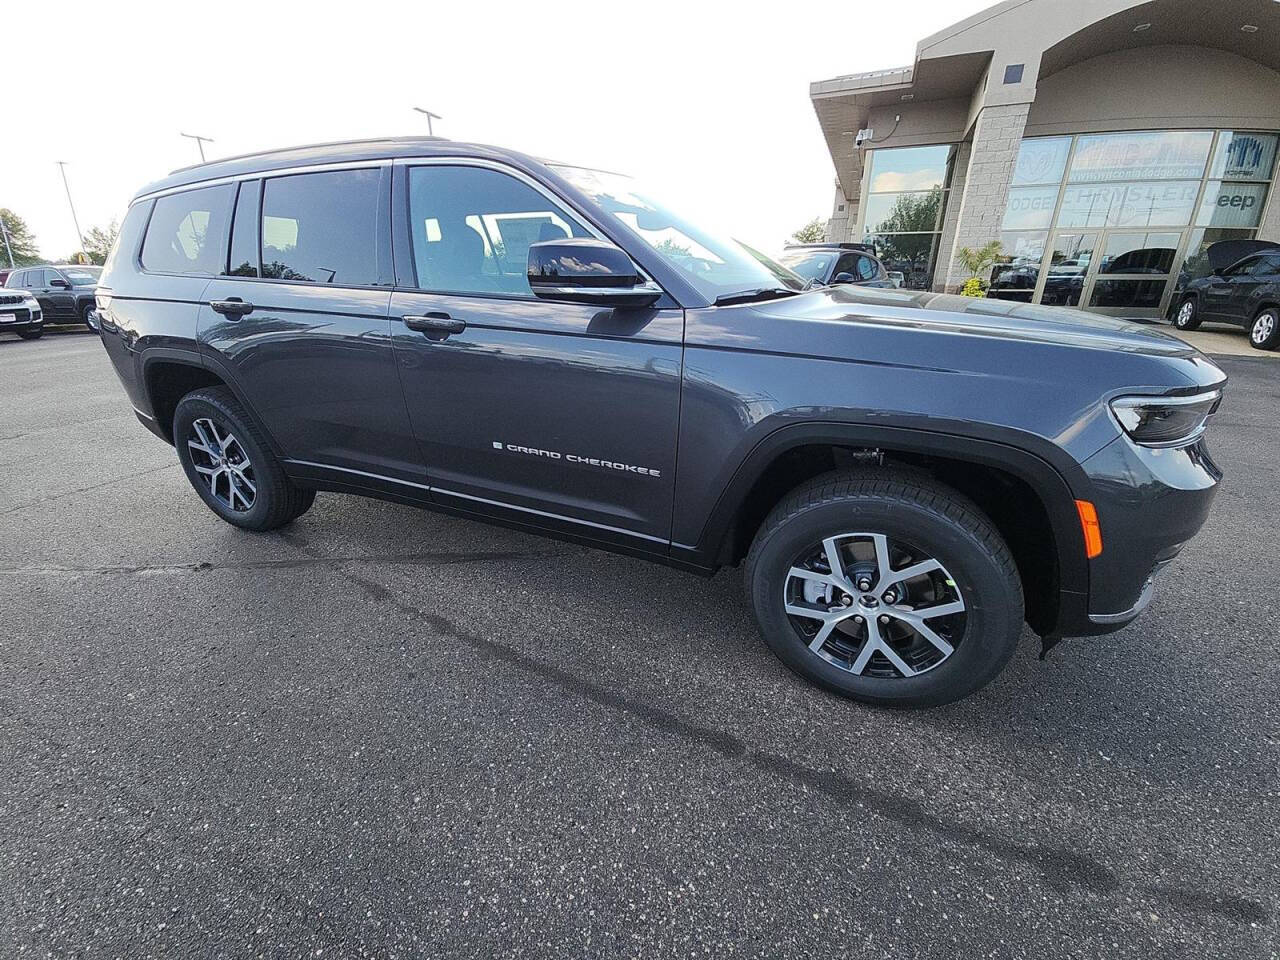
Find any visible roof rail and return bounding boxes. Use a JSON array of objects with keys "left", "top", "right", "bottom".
[{"left": 166, "top": 135, "right": 449, "bottom": 176}]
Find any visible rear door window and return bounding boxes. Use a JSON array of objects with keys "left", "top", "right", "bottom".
[
  {"left": 260, "top": 169, "right": 381, "bottom": 285},
  {"left": 141, "top": 184, "right": 234, "bottom": 275}
]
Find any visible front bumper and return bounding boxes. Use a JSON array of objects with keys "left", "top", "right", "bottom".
[
  {"left": 1063, "top": 432, "right": 1221, "bottom": 636},
  {"left": 0, "top": 305, "right": 42, "bottom": 330}
]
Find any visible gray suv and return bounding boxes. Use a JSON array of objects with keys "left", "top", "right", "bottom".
[
  {"left": 95, "top": 137, "right": 1225, "bottom": 707},
  {"left": 4, "top": 264, "right": 101, "bottom": 328}
]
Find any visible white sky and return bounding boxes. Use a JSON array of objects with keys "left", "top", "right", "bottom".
[{"left": 1, "top": 0, "right": 986, "bottom": 261}]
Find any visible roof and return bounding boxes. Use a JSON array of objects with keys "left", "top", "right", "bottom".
[{"left": 133, "top": 136, "right": 547, "bottom": 200}]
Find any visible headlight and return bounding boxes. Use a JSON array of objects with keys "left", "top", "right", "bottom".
[{"left": 1110, "top": 389, "right": 1221, "bottom": 447}]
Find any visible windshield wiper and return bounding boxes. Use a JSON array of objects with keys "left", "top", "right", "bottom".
[{"left": 712, "top": 287, "right": 801, "bottom": 307}]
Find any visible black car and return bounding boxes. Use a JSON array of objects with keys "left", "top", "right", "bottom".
[
  {"left": 1171, "top": 242, "right": 1280, "bottom": 350},
  {"left": 96, "top": 137, "right": 1225, "bottom": 708},
  {"left": 3, "top": 264, "right": 101, "bottom": 328},
  {"left": 778, "top": 243, "right": 893, "bottom": 288}
]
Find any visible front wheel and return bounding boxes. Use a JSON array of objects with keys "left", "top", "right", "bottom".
[
  {"left": 1249, "top": 308, "right": 1280, "bottom": 350},
  {"left": 16, "top": 326, "right": 43, "bottom": 340},
  {"left": 81, "top": 302, "right": 97, "bottom": 331},
  {"left": 174, "top": 386, "right": 315, "bottom": 531},
  {"left": 745, "top": 470, "right": 1023, "bottom": 708},
  {"left": 1172, "top": 297, "right": 1201, "bottom": 331}
]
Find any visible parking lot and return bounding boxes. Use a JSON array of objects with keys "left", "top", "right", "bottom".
[{"left": 1, "top": 327, "right": 1277, "bottom": 958}]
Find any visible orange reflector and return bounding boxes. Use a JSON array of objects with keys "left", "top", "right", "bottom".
[{"left": 1075, "top": 500, "right": 1103, "bottom": 559}]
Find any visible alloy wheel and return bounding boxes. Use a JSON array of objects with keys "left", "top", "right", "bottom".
[
  {"left": 783, "top": 532, "right": 965, "bottom": 678},
  {"left": 187, "top": 417, "right": 257, "bottom": 511},
  {"left": 1175, "top": 301, "right": 1195, "bottom": 327},
  {"left": 1252, "top": 312, "right": 1276, "bottom": 345}
]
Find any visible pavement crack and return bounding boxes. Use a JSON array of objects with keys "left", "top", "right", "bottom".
[
  {"left": 280, "top": 532, "right": 1269, "bottom": 928},
  {"left": 0, "top": 462, "right": 180, "bottom": 517},
  {"left": 0, "top": 547, "right": 578, "bottom": 578}
]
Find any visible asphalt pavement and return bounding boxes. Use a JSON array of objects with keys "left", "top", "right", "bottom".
[{"left": 1, "top": 327, "right": 1277, "bottom": 959}]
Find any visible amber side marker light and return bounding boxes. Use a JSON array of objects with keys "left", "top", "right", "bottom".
[{"left": 1075, "top": 500, "right": 1103, "bottom": 558}]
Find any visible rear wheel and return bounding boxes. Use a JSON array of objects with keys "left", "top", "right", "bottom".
[
  {"left": 1249, "top": 308, "right": 1280, "bottom": 350},
  {"left": 1172, "top": 297, "right": 1201, "bottom": 331},
  {"left": 16, "top": 326, "right": 43, "bottom": 340},
  {"left": 745, "top": 470, "right": 1023, "bottom": 708},
  {"left": 174, "top": 386, "right": 315, "bottom": 531}
]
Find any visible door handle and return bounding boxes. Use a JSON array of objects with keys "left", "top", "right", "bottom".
[
  {"left": 403, "top": 313, "right": 466, "bottom": 340},
  {"left": 210, "top": 298, "right": 254, "bottom": 318}
]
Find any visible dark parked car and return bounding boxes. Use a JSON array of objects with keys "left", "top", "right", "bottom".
[
  {"left": 3, "top": 264, "right": 101, "bottom": 328},
  {"left": 1171, "top": 242, "right": 1280, "bottom": 349},
  {"left": 97, "top": 138, "right": 1225, "bottom": 707},
  {"left": 778, "top": 243, "right": 893, "bottom": 288}
]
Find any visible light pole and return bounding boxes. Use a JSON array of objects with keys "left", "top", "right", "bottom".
[
  {"left": 56, "top": 161, "right": 88, "bottom": 264},
  {"left": 180, "top": 132, "right": 215, "bottom": 162},
  {"left": 0, "top": 215, "right": 15, "bottom": 269},
  {"left": 413, "top": 107, "right": 442, "bottom": 136}
]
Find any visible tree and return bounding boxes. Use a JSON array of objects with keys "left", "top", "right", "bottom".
[
  {"left": 0, "top": 208, "right": 42, "bottom": 267},
  {"left": 82, "top": 220, "right": 120, "bottom": 266},
  {"left": 956, "top": 240, "right": 1003, "bottom": 281},
  {"left": 789, "top": 218, "right": 826, "bottom": 245},
  {"left": 876, "top": 187, "right": 943, "bottom": 236}
]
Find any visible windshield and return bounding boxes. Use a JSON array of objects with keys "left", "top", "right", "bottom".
[
  {"left": 779, "top": 251, "right": 836, "bottom": 282},
  {"left": 552, "top": 165, "right": 803, "bottom": 300},
  {"left": 64, "top": 268, "right": 100, "bottom": 286}
]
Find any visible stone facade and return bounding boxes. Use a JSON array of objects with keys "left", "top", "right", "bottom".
[{"left": 937, "top": 102, "right": 1031, "bottom": 292}]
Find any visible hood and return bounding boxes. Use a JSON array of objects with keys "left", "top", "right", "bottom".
[{"left": 769, "top": 285, "right": 1199, "bottom": 359}]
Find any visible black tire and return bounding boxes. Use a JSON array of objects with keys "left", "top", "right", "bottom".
[
  {"left": 16, "top": 326, "right": 43, "bottom": 340},
  {"left": 745, "top": 469, "right": 1023, "bottom": 708},
  {"left": 173, "top": 386, "right": 315, "bottom": 531},
  {"left": 81, "top": 302, "right": 96, "bottom": 330},
  {"left": 1248, "top": 307, "right": 1280, "bottom": 350},
  {"left": 1172, "top": 296, "right": 1201, "bottom": 331}
]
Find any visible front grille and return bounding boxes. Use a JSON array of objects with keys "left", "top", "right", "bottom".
[{"left": 0, "top": 294, "right": 23, "bottom": 306}]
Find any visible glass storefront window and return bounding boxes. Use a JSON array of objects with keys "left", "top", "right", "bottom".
[
  {"left": 1067, "top": 131, "right": 1214, "bottom": 182},
  {"left": 862, "top": 144, "right": 956, "bottom": 290},
  {"left": 862, "top": 189, "right": 944, "bottom": 234},
  {"left": 988, "top": 231, "right": 1047, "bottom": 301},
  {"left": 1002, "top": 186, "right": 1058, "bottom": 230},
  {"left": 1196, "top": 181, "right": 1268, "bottom": 229},
  {"left": 1057, "top": 181, "right": 1201, "bottom": 230},
  {"left": 1209, "top": 132, "right": 1279, "bottom": 181},
  {"left": 1012, "top": 137, "right": 1072, "bottom": 186},
  {"left": 983, "top": 128, "right": 1276, "bottom": 314},
  {"left": 1097, "top": 232, "right": 1180, "bottom": 275},
  {"left": 867, "top": 145, "right": 953, "bottom": 192}
]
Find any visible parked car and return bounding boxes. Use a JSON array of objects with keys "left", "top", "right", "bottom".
[
  {"left": 1171, "top": 241, "right": 1280, "bottom": 349},
  {"left": 3, "top": 264, "right": 101, "bottom": 328},
  {"left": 0, "top": 268, "right": 12, "bottom": 286},
  {"left": 0, "top": 286, "right": 44, "bottom": 339},
  {"left": 778, "top": 243, "right": 894, "bottom": 288},
  {"left": 97, "top": 138, "right": 1225, "bottom": 707},
  {"left": 886, "top": 270, "right": 905, "bottom": 288}
]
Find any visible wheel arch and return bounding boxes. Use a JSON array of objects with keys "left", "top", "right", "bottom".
[{"left": 693, "top": 422, "right": 1091, "bottom": 637}]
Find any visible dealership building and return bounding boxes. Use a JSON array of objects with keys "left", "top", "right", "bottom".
[{"left": 810, "top": 0, "right": 1280, "bottom": 317}]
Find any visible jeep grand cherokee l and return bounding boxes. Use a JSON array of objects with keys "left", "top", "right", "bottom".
[{"left": 95, "top": 138, "right": 1226, "bottom": 707}]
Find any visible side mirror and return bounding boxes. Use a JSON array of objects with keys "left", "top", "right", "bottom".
[
  {"left": 528, "top": 238, "right": 661, "bottom": 308},
  {"left": 832, "top": 272, "right": 856, "bottom": 285},
  {"left": 49, "top": 277, "right": 70, "bottom": 289}
]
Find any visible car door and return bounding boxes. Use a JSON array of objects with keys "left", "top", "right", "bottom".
[
  {"left": 197, "top": 167, "right": 422, "bottom": 487},
  {"left": 1231, "top": 254, "right": 1280, "bottom": 325},
  {"left": 27, "top": 269, "right": 53, "bottom": 317},
  {"left": 46, "top": 268, "right": 80, "bottom": 319},
  {"left": 1201, "top": 255, "right": 1258, "bottom": 319},
  {"left": 388, "top": 159, "right": 683, "bottom": 549}
]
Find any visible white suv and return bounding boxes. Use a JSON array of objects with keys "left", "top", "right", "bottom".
[{"left": 0, "top": 286, "right": 43, "bottom": 340}]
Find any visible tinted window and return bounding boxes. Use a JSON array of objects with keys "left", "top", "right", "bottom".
[
  {"left": 64, "top": 267, "right": 100, "bottom": 286},
  {"left": 261, "top": 169, "right": 380, "bottom": 285},
  {"left": 778, "top": 251, "right": 835, "bottom": 282},
  {"left": 227, "top": 180, "right": 260, "bottom": 277},
  {"left": 141, "top": 184, "right": 233, "bottom": 275},
  {"left": 408, "top": 165, "right": 590, "bottom": 296},
  {"left": 29, "top": 270, "right": 46, "bottom": 286},
  {"left": 1228, "top": 256, "right": 1263, "bottom": 276},
  {"left": 855, "top": 255, "right": 880, "bottom": 281}
]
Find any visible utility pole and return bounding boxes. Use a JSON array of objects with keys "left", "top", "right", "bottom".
[
  {"left": 412, "top": 107, "right": 442, "bottom": 136},
  {"left": 180, "top": 132, "right": 215, "bottom": 162},
  {"left": 0, "top": 214, "right": 15, "bottom": 269},
  {"left": 56, "top": 162, "right": 88, "bottom": 264}
]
